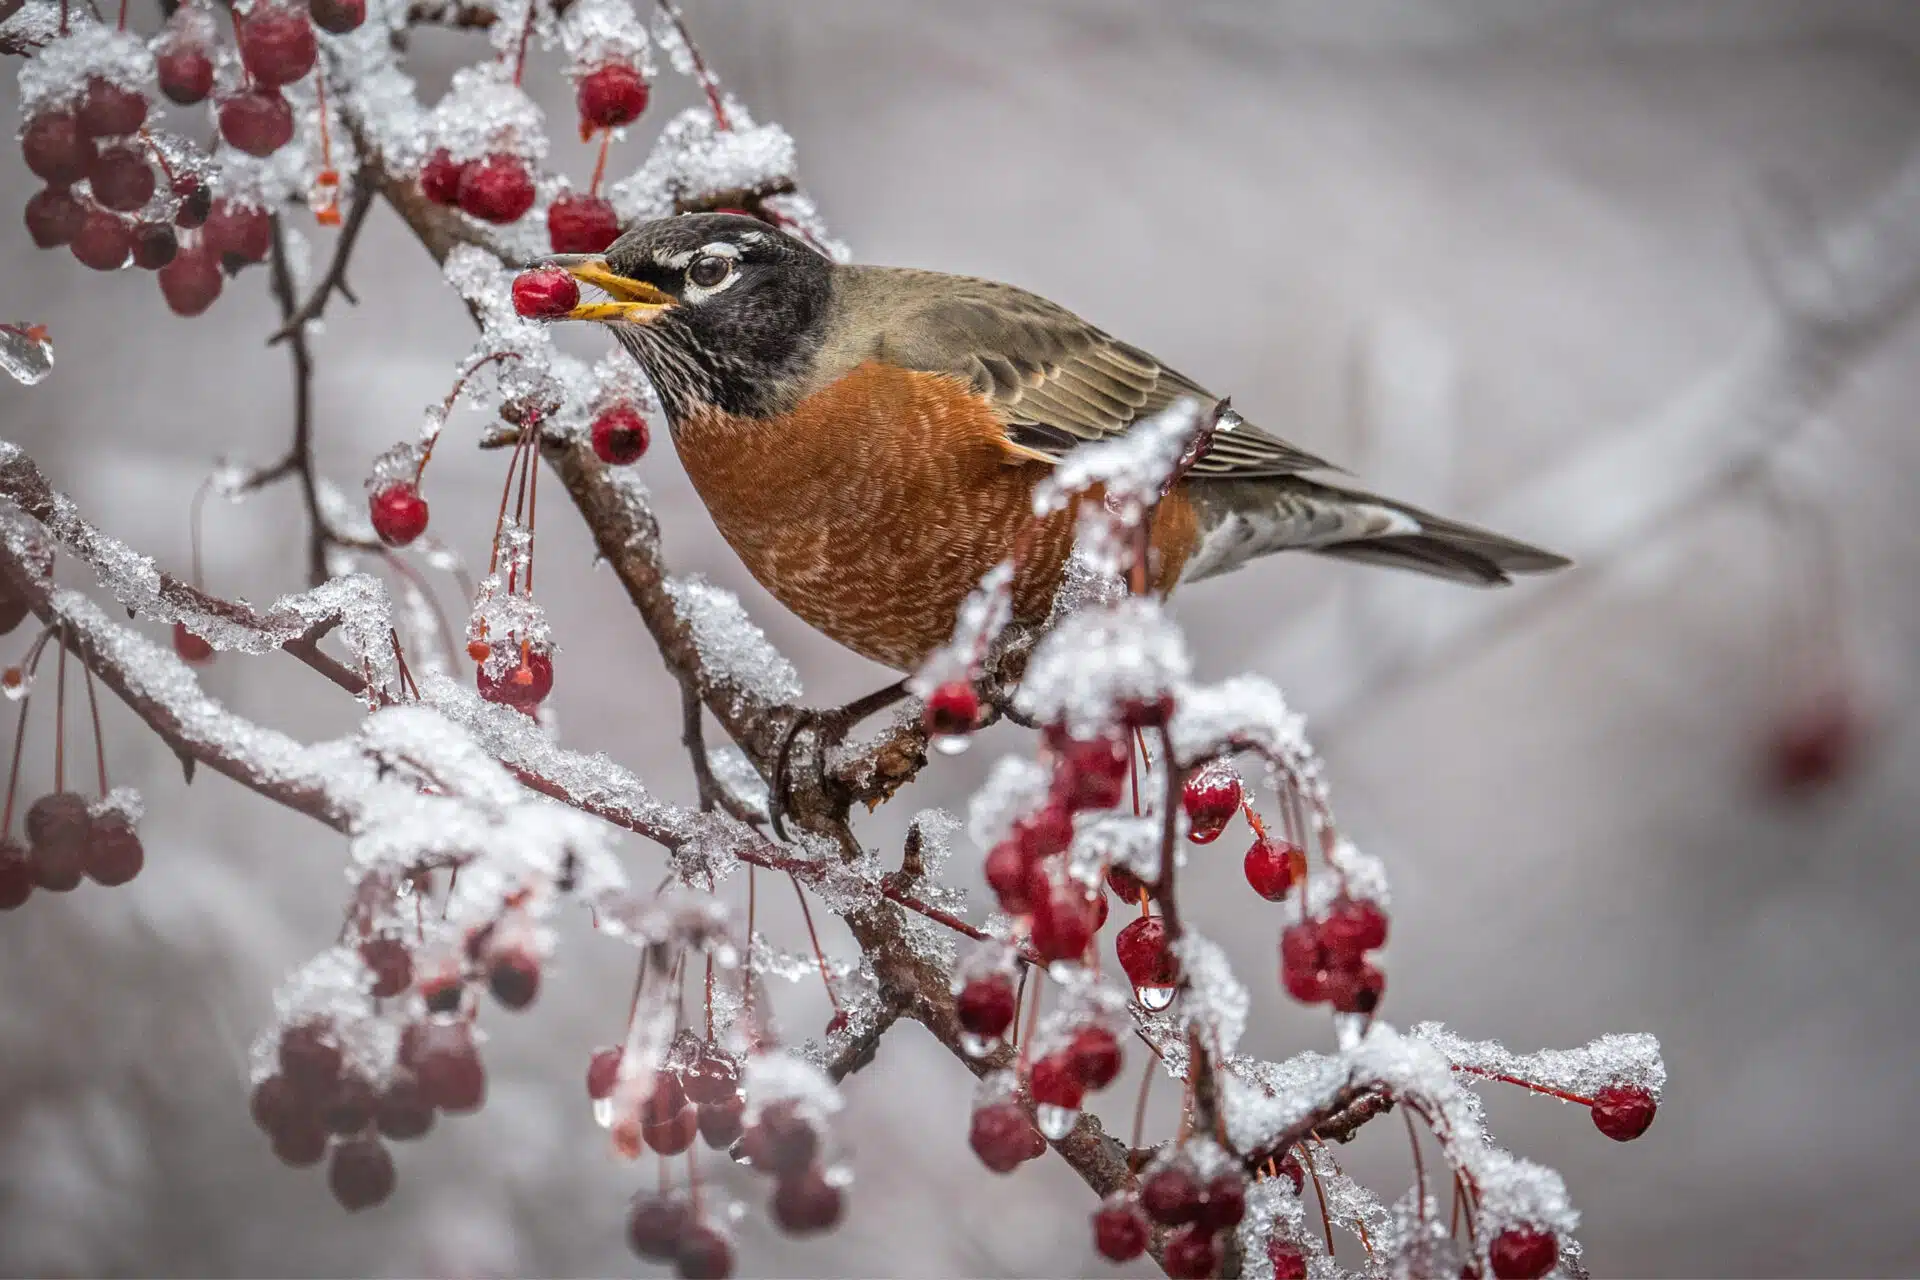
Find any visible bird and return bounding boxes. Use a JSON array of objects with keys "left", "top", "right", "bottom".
[{"left": 547, "top": 212, "right": 1568, "bottom": 676}]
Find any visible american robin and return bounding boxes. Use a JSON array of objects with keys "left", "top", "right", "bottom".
[{"left": 548, "top": 213, "right": 1567, "bottom": 676}]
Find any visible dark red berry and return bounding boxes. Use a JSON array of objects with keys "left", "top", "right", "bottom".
[
  {"left": 697, "top": 1096, "right": 745, "bottom": 1149},
  {"left": 1053, "top": 733, "right": 1129, "bottom": 811},
  {"left": 511, "top": 265, "right": 580, "bottom": 319},
  {"left": 1764, "top": 689, "right": 1864, "bottom": 796},
  {"left": 0, "top": 838, "right": 32, "bottom": 910},
  {"left": 1590, "top": 1083, "right": 1657, "bottom": 1141},
  {"left": 576, "top": 63, "right": 650, "bottom": 129},
  {"left": 1489, "top": 1226, "right": 1558, "bottom": 1280},
  {"left": 1106, "top": 862, "right": 1147, "bottom": 904},
  {"left": 172, "top": 175, "right": 212, "bottom": 228},
  {"left": 238, "top": 3, "right": 318, "bottom": 86},
  {"left": 1119, "top": 692, "right": 1176, "bottom": 730},
  {"left": 1066, "top": 1024, "right": 1121, "bottom": 1090},
  {"left": 456, "top": 153, "right": 536, "bottom": 224},
  {"left": 88, "top": 145, "right": 155, "bottom": 212},
  {"left": 249, "top": 1074, "right": 306, "bottom": 1135},
  {"left": 1319, "top": 896, "right": 1388, "bottom": 961},
  {"left": 420, "top": 149, "right": 466, "bottom": 206},
  {"left": 683, "top": 1045, "right": 739, "bottom": 1106},
  {"left": 205, "top": 198, "right": 272, "bottom": 263},
  {"left": 328, "top": 1136, "right": 396, "bottom": 1211},
  {"left": 969, "top": 1100, "right": 1040, "bottom": 1174},
  {"left": 369, "top": 483, "right": 428, "bottom": 547},
  {"left": 586, "top": 1045, "right": 622, "bottom": 1100},
  {"left": 401, "top": 1019, "right": 486, "bottom": 1112},
  {"left": 130, "top": 221, "right": 178, "bottom": 270},
  {"left": 25, "top": 186, "right": 84, "bottom": 249},
  {"left": 1243, "top": 836, "right": 1297, "bottom": 901},
  {"left": 22, "top": 111, "right": 96, "bottom": 185},
  {"left": 278, "top": 1020, "right": 343, "bottom": 1094},
  {"left": 1141, "top": 1164, "right": 1202, "bottom": 1226},
  {"left": 420, "top": 975, "right": 463, "bottom": 1014},
  {"left": 627, "top": 1194, "right": 693, "bottom": 1262},
  {"left": 477, "top": 650, "right": 554, "bottom": 711},
  {"left": 1182, "top": 765, "right": 1242, "bottom": 844},
  {"left": 771, "top": 1166, "right": 843, "bottom": 1235},
  {"left": 1202, "top": 1171, "right": 1247, "bottom": 1229},
  {"left": 83, "top": 811, "right": 144, "bottom": 886},
  {"left": 645, "top": 1104, "right": 699, "bottom": 1155},
  {"left": 955, "top": 973, "right": 1016, "bottom": 1040},
  {"left": 547, "top": 191, "right": 620, "bottom": 253},
  {"left": 675, "top": 1223, "right": 733, "bottom": 1280},
  {"left": 27, "top": 791, "right": 91, "bottom": 879},
  {"left": 1281, "top": 921, "right": 1328, "bottom": 1004},
  {"left": 745, "top": 1102, "right": 817, "bottom": 1177},
  {"left": 159, "top": 247, "right": 223, "bottom": 317},
  {"left": 1093, "top": 1197, "right": 1150, "bottom": 1262},
  {"left": 1164, "top": 1223, "right": 1221, "bottom": 1279},
  {"left": 219, "top": 87, "right": 295, "bottom": 157},
  {"left": 70, "top": 209, "right": 131, "bottom": 271},
  {"left": 375, "top": 1073, "right": 435, "bottom": 1140},
  {"left": 308, "top": 0, "right": 366, "bottom": 34},
  {"left": 1115, "top": 914, "right": 1179, "bottom": 990},
  {"left": 270, "top": 1111, "right": 329, "bottom": 1166},
  {"left": 78, "top": 77, "right": 149, "bottom": 137},
  {"left": 924, "top": 680, "right": 979, "bottom": 737},
  {"left": 359, "top": 937, "right": 412, "bottom": 998},
  {"left": 1268, "top": 1238, "right": 1309, "bottom": 1279},
  {"left": 321, "top": 1071, "right": 377, "bottom": 1134},
  {"left": 486, "top": 948, "right": 540, "bottom": 1009},
  {"left": 157, "top": 45, "right": 215, "bottom": 105},
  {"left": 1324, "top": 961, "right": 1385, "bottom": 1015}
]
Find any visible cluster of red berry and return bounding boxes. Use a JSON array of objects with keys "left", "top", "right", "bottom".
[
  {"left": 1097, "top": 1155, "right": 1250, "bottom": 1277},
  {"left": 1281, "top": 894, "right": 1389, "bottom": 1014},
  {"left": 0, "top": 790, "right": 144, "bottom": 906},
  {"left": 509, "top": 268, "right": 656, "bottom": 466}
]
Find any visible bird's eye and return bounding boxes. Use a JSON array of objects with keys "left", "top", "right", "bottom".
[{"left": 688, "top": 255, "right": 731, "bottom": 288}]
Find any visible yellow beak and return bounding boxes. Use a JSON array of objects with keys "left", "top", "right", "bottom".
[{"left": 543, "top": 254, "right": 676, "bottom": 322}]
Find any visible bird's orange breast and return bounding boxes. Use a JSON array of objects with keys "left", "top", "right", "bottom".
[{"left": 671, "top": 361, "right": 1195, "bottom": 672}]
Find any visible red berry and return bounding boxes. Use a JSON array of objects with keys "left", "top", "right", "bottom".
[
  {"left": 130, "top": 222, "right": 178, "bottom": 270},
  {"left": 159, "top": 247, "right": 223, "bottom": 317},
  {"left": 1763, "top": 689, "right": 1864, "bottom": 795},
  {"left": 270, "top": 1111, "right": 329, "bottom": 1166},
  {"left": 1280, "top": 921, "right": 1328, "bottom": 1004},
  {"left": 328, "top": 1136, "right": 395, "bottom": 1211},
  {"left": 547, "top": 191, "right": 620, "bottom": 253},
  {"left": 238, "top": 3, "right": 317, "bottom": 86},
  {"left": 1243, "top": 836, "right": 1297, "bottom": 902},
  {"left": 644, "top": 1104, "right": 699, "bottom": 1155},
  {"left": 70, "top": 209, "right": 131, "bottom": 271},
  {"left": 771, "top": 1166, "right": 843, "bottom": 1235},
  {"left": 1028, "top": 1052, "right": 1085, "bottom": 1111},
  {"left": 1141, "top": 1163, "right": 1202, "bottom": 1226},
  {"left": 1202, "top": 1171, "right": 1247, "bottom": 1229},
  {"left": 249, "top": 1074, "right": 306, "bottom": 1135},
  {"left": 586, "top": 1045, "right": 623, "bottom": 1100},
  {"left": 83, "top": 811, "right": 144, "bottom": 886},
  {"left": 172, "top": 175, "right": 212, "bottom": 228},
  {"left": 969, "top": 1100, "right": 1040, "bottom": 1174},
  {"left": 924, "top": 680, "right": 979, "bottom": 737},
  {"left": 1018, "top": 802, "right": 1074, "bottom": 860},
  {"left": 1324, "top": 961, "right": 1385, "bottom": 1015},
  {"left": 1268, "top": 1238, "right": 1309, "bottom": 1279},
  {"left": 628, "top": 1194, "right": 693, "bottom": 1262},
  {"left": 204, "top": 198, "right": 272, "bottom": 264},
  {"left": 79, "top": 77, "right": 149, "bottom": 137},
  {"left": 511, "top": 265, "right": 580, "bottom": 319},
  {"left": 1163, "top": 1223, "right": 1221, "bottom": 1279},
  {"left": 1489, "top": 1226, "right": 1558, "bottom": 1280},
  {"left": 743, "top": 1101, "right": 817, "bottom": 1176},
  {"left": 419, "top": 148, "right": 466, "bottom": 206},
  {"left": 477, "top": 651, "right": 554, "bottom": 710},
  {"left": 683, "top": 1044, "right": 739, "bottom": 1106},
  {"left": 984, "top": 839, "right": 1033, "bottom": 915},
  {"left": 375, "top": 1074, "right": 435, "bottom": 1140},
  {"left": 1182, "top": 764, "right": 1242, "bottom": 843},
  {"left": 369, "top": 483, "right": 428, "bottom": 547},
  {"left": 675, "top": 1223, "right": 733, "bottom": 1280},
  {"left": 1319, "top": 896, "right": 1388, "bottom": 961},
  {"left": 1066, "top": 1024, "right": 1122, "bottom": 1090},
  {"left": 157, "top": 45, "right": 215, "bottom": 105},
  {"left": 1053, "top": 733, "right": 1129, "bottom": 811},
  {"left": 698, "top": 1095, "right": 745, "bottom": 1149},
  {"left": 219, "top": 87, "right": 295, "bottom": 157},
  {"left": 320, "top": 1070, "right": 377, "bottom": 1134},
  {"left": 359, "top": 936, "right": 412, "bottom": 998},
  {"left": 0, "top": 838, "right": 32, "bottom": 910},
  {"left": 486, "top": 947, "right": 541, "bottom": 1009},
  {"left": 955, "top": 973, "right": 1016, "bottom": 1040},
  {"left": 25, "top": 186, "right": 84, "bottom": 249},
  {"left": 457, "top": 153, "right": 536, "bottom": 224},
  {"left": 22, "top": 111, "right": 96, "bottom": 185},
  {"left": 1120, "top": 692, "right": 1176, "bottom": 730},
  {"left": 576, "top": 63, "right": 650, "bottom": 129},
  {"left": 88, "top": 145, "right": 156, "bottom": 212},
  {"left": 421, "top": 974, "right": 463, "bottom": 1014},
  {"left": 1106, "top": 862, "right": 1147, "bottom": 904},
  {"left": 309, "top": 0, "right": 365, "bottom": 34},
  {"left": 401, "top": 1019, "right": 486, "bottom": 1112},
  {"left": 278, "top": 1020, "right": 343, "bottom": 1095},
  {"left": 1092, "top": 1197, "right": 1150, "bottom": 1262},
  {"left": 1590, "top": 1083, "right": 1657, "bottom": 1141},
  {"left": 1115, "top": 914, "right": 1179, "bottom": 990},
  {"left": 1030, "top": 878, "right": 1099, "bottom": 964}
]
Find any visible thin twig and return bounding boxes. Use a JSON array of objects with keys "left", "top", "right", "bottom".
[{"left": 268, "top": 178, "right": 376, "bottom": 345}]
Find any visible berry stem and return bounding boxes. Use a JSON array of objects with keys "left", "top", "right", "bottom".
[
  {"left": 0, "top": 634, "right": 51, "bottom": 836},
  {"left": 788, "top": 873, "right": 841, "bottom": 1013},
  {"left": 525, "top": 433, "right": 539, "bottom": 594},
  {"left": 53, "top": 628, "right": 67, "bottom": 792},
  {"left": 188, "top": 475, "right": 214, "bottom": 589},
  {"left": 419, "top": 352, "right": 521, "bottom": 485},
  {"left": 589, "top": 130, "right": 612, "bottom": 197},
  {"left": 654, "top": 0, "right": 730, "bottom": 130},
  {"left": 1452, "top": 1064, "right": 1594, "bottom": 1106},
  {"left": 115, "top": 0, "right": 125, "bottom": 31},
  {"left": 1016, "top": 967, "right": 1042, "bottom": 1070},
  {"left": 1302, "top": 1144, "right": 1336, "bottom": 1260},
  {"left": 1404, "top": 1107, "right": 1428, "bottom": 1222},
  {"left": 510, "top": 0, "right": 536, "bottom": 88},
  {"left": 1009, "top": 964, "right": 1029, "bottom": 1050},
  {"left": 81, "top": 646, "right": 107, "bottom": 794},
  {"left": 742, "top": 863, "right": 756, "bottom": 1020},
  {"left": 1129, "top": 1057, "right": 1154, "bottom": 1160}
]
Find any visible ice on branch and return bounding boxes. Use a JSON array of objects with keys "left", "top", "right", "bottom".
[
  {"left": 16, "top": 21, "right": 152, "bottom": 114},
  {"left": 1411, "top": 1024, "right": 1668, "bottom": 1100},
  {"left": 610, "top": 101, "right": 797, "bottom": 222},
  {"left": 1016, "top": 597, "right": 1191, "bottom": 737},
  {"left": 664, "top": 574, "right": 801, "bottom": 705},
  {"left": 558, "top": 0, "right": 653, "bottom": 80}
]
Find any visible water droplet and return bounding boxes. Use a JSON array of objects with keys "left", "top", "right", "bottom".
[
  {"left": 0, "top": 322, "right": 53, "bottom": 386},
  {"left": 592, "top": 1095, "right": 613, "bottom": 1128},
  {"left": 1135, "top": 985, "right": 1177, "bottom": 1013},
  {"left": 1036, "top": 1103, "right": 1079, "bottom": 1141},
  {"left": 933, "top": 733, "right": 971, "bottom": 757},
  {"left": 2, "top": 673, "right": 31, "bottom": 702},
  {"left": 959, "top": 1031, "right": 996, "bottom": 1058}
]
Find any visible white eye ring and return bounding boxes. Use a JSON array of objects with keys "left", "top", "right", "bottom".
[{"left": 688, "top": 255, "right": 731, "bottom": 288}]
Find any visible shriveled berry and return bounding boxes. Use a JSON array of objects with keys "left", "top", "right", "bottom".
[
  {"left": 969, "top": 1100, "right": 1039, "bottom": 1174},
  {"left": 25, "top": 186, "right": 84, "bottom": 249},
  {"left": 1164, "top": 1223, "right": 1221, "bottom": 1279},
  {"left": 159, "top": 246, "right": 223, "bottom": 317},
  {"left": 1244, "top": 836, "right": 1298, "bottom": 901},
  {"left": 369, "top": 483, "right": 428, "bottom": 547},
  {"left": 328, "top": 1136, "right": 396, "bottom": 1211},
  {"left": 1182, "top": 763, "right": 1242, "bottom": 843},
  {"left": 1489, "top": 1226, "right": 1558, "bottom": 1280},
  {"left": 627, "top": 1194, "right": 692, "bottom": 1262},
  {"left": 955, "top": 972, "right": 1016, "bottom": 1040},
  {"left": 22, "top": 111, "right": 96, "bottom": 185},
  {"left": 697, "top": 1096, "right": 745, "bottom": 1149},
  {"left": 924, "top": 680, "right": 979, "bottom": 737},
  {"left": 219, "top": 88, "right": 295, "bottom": 158},
  {"left": 204, "top": 198, "right": 272, "bottom": 263},
  {"left": 675, "top": 1222, "right": 733, "bottom": 1280},
  {"left": 279, "top": 1020, "right": 344, "bottom": 1094},
  {"left": 375, "top": 1073, "right": 435, "bottom": 1141},
  {"left": 1053, "top": 733, "right": 1129, "bottom": 811},
  {"left": 78, "top": 77, "right": 149, "bottom": 137},
  {"left": 70, "top": 209, "right": 132, "bottom": 271},
  {"left": 576, "top": 63, "right": 650, "bottom": 129},
  {"left": 1141, "top": 1163, "right": 1202, "bottom": 1225},
  {"left": 359, "top": 936, "right": 412, "bottom": 998},
  {"left": 486, "top": 948, "right": 540, "bottom": 1009},
  {"left": 172, "top": 175, "right": 212, "bottom": 228},
  {"left": 1115, "top": 914, "right": 1179, "bottom": 990},
  {"left": 1590, "top": 1083, "right": 1657, "bottom": 1142},
  {"left": 1203, "top": 1171, "right": 1247, "bottom": 1229},
  {"left": 1093, "top": 1196, "right": 1150, "bottom": 1262},
  {"left": 547, "top": 191, "right": 620, "bottom": 253},
  {"left": 419, "top": 149, "right": 466, "bottom": 206},
  {"left": 511, "top": 265, "right": 580, "bottom": 319},
  {"left": 1324, "top": 961, "right": 1385, "bottom": 1015},
  {"left": 1066, "top": 1024, "right": 1122, "bottom": 1090},
  {"left": 83, "top": 811, "right": 144, "bottom": 886},
  {"left": 0, "top": 838, "right": 33, "bottom": 910},
  {"left": 771, "top": 1166, "right": 843, "bottom": 1235},
  {"left": 1268, "top": 1238, "right": 1309, "bottom": 1279},
  {"left": 401, "top": 1018, "right": 485, "bottom": 1112},
  {"left": 456, "top": 153, "right": 536, "bottom": 224},
  {"left": 586, "top": 1045, "right": 623, "bottom": 1100},
  {"left": 477, "top": 651, "right": 554, "bottom": 711},
  {"left": 131, "top": 222, "right": 178, "bottom": 270},
  {"left": 308, "top": 0, "right": 366, "bottom": 34},
  {"left": 1319, "top": 895, "right": 1388, "bottom": 961},
  {"left": 157, "top": 44, "right": 215, "bottom": 105},
  {"left": 238, "top": 3, "right": 318, "bottom": 86}
]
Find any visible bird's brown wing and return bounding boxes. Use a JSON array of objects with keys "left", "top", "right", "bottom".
[{"left": 865, "top": 273, "right": 1333, "bottom": 477}]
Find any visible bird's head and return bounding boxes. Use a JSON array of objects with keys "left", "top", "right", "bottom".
[{"left": 544, "top": 212, "right": 834, "bottom": 422}]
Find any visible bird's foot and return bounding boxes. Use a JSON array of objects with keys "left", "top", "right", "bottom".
[{"left": 769, "top": 680, "right": 911, "bottom": 842}]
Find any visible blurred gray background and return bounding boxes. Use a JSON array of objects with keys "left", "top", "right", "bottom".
[{"left": 5, "top": 1, "right": 1920, "bottom": 1276}]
